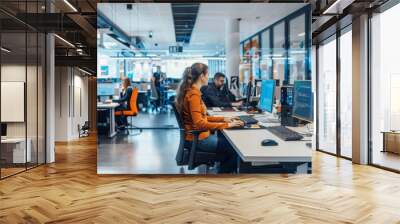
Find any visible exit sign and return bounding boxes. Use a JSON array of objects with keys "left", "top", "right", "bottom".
[{"left": 169, "top": 46, "right": 183, "bottom": 53}]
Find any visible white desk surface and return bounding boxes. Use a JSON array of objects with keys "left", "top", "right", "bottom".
[
  {"left": 223, "top": 129, "right": 311, "bottom": 163},
  {"left": 97, "top": 102, "right": 120, "bottom": 109},
  {"left": 1, "top": 138, "right": 26, "bottom": 143},
  {"left": 207, "top": 109, "right": 312, "bottom": 163},
  {"left": 208, "top": 109, "right": 248, "bottom": 117}
]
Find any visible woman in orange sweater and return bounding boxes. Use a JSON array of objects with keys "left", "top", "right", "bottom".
[{"left": 175, "top": 63, "right": 243, "bottom": 173}]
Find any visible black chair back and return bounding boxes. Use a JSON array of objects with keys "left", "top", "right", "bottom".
[{"left": 172, "top": 103, "right": 189, "bottom": 165}]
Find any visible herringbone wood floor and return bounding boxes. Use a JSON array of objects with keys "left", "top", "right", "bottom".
[{"left": 1, "top": 135, "right": 400, "bottom": 224}]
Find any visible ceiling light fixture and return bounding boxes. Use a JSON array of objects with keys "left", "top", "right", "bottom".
[
  {"left": 54, "top": 34, "right": 75, "bottom": 48},
  {"left": 322, "top": 0, "right": 352, "bottom": 15},
  {"left": 78, "top": 67, "right": 92, "bottom": 76},
  {"left": 63, "top": 0, "right": 78, "bottom": 12},
  {"left": 1, "top": 47, "right": 11, "bottom": 53}
]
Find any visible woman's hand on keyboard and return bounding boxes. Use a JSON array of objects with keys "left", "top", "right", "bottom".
[{"left": 228, "top": 120, "right": 244, "bottom": 128}]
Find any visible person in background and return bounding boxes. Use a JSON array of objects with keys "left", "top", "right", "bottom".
[
  {"left": 151, "top": 66, "right": 165, "bottom": 107},
  {"left": 175, "top": 63, "right": 244, "bottom": 173},
  {"left": 201, "top": 72, "right": 243, "bottom": 107},
  {"left": 113, "top": 77, "right": 133, "bottom": 128}
]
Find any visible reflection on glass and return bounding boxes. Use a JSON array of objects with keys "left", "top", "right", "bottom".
[
  {"left": 1, "top": 31, "right": 28, "bottom": 177},
  {"left": 318, "top": 36, "right": 337, "bottom": 154},
  {"left": 340, "top": 29, "right": 352, "bottom": 158},
  {"left": 27, "top": 32, "right": 38, "bottom": 169},
  {"left": 260, "top": 29, "right": 272, "bottom": 79},
  {"left": 0, "top": 1, "right": 46, "bottom": 178},
  {"left": 272, "top": 22, "right": 285, "bottom": 84},
  {"left": 38, "top": 32, "right": 46, "bottom": 165},
  {"left": 371, "top": 4, "right": 400, "bottom": 171},
  {"left": 251, "top": 35, "right": 260, "bottom": 79},
  {"left": 289, "top": 14, "right": 306, "bottom": 83}
]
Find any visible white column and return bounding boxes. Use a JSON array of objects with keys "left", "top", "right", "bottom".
[
  {"left": 45, "top": 0, "right": 55, "bottom": 163},
  {"left": 46, "top": 33, "right": 55, "bottom": 163},
  {"left": 225, "top": 18, "right": 241, "bottom": 96},
  {"left": 352, "top": 14, "right": 369, "bottom": 164}
]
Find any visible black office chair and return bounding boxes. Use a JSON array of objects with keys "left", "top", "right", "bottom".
[
  {"left": 78, "top": 121, "right": 90, "bottom": 138},
  {"left": 172, "top": 103, "right": 217, "bottom": 170}
]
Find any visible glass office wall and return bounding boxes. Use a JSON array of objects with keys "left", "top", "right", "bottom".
[
  {"left": 241, "top": 6, "right": 311, "bottom": 85},
  {"left": 260, "top": 29, "right": 272, "bottom": 79},
  {"left": 370, "top": 3, "right": 400, "bottom": 171},
  {"left": 272, "top": 22, "right": 286, "bottom": 84},
  {"left": 339, "top": 27, "right": 352, "bottom": 158},
  {"left": 0, "top": 1, "right": 46, "bottom": 179},
  {"left": 317, "top": 35, "right": 337, "bottom": 154},
  {"left": 289, "top": 14, "right": 306, "bottom": 83}
]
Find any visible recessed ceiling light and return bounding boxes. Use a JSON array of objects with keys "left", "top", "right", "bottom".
[
  {"left": 78, "top": 67, "right": 92, "bottom": 76},
  {"left": 63, "top": 0, "right": 78, "bottom": 12},
  {"left": 1, "top": 47, "right": 11, "bottom": 53},
  {"left": 54, "top": 34, "right": 75, "bottom": 48}
]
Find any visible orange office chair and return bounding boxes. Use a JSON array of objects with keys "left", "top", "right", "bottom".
[{"left": 115, "top": 87, "right": 142, "bottom": 135}]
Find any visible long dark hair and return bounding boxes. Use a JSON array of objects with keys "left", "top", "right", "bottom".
[{"left": 175, "top": 63, "right": 208, "bottom": 113}]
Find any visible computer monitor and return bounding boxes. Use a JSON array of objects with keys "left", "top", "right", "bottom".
[
  {"left": 1, "top": 123, "right": 7, "bottom": 137},
  {"left": 97, "top": 83, "right": 115, "bottom": 96},
  {"left": 259, "top": 80, "right": 275, "bottom": 113},
  {"left": 292, "top": 80, "right": 313, "bottom": 122}
]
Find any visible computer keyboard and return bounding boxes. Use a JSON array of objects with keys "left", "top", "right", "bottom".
[
  {"left": 265, "top": 126, "right": 304, "bottom": 141},
  {"left": 238, "top": 115, "right": 258, "bottom": 125}
]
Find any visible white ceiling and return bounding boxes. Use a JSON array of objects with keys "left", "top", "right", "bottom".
[
  {"left": 98, "top": 3, "right": 175, "bottom": 52},
  {"left": 193, "top": 3, "right": 305, "bottom": 44},
  {"left": 97, "top": 3, "right": 306, "bottom": 57}
]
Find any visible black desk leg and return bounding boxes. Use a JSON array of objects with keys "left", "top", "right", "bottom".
[{"left": 236, "top": 155, "right": 241, "bottom": 174}]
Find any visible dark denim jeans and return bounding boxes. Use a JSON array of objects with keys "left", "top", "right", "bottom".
[
  {"left": 185, "top": 132, "right": 237, "bottom": 173},
  {"left": 115, "top": 104, "right": 128, "bottom": 126}
]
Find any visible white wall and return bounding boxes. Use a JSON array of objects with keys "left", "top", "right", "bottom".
[
  {"left": 55, "top": 67, "right": 89, "bottom": 141},
  {"left": 1, "top": 63, "right": 46, "bottom": 164}
]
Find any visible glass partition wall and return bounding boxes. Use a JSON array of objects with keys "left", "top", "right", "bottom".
[
  {"left": 317, "top": 35, "right": 337, "bottom": 155},
  {"left": 243, "top": 5, "right": 312, "bottom": 85},
  {"left": 316, "top": 25, "right": 352, "bottom": 159},
  {"left": 370, "top": 3, "right": 400, "bottom": 172},
  {"left": 0, "top": 2, "right": 46, "bottom": 179}
]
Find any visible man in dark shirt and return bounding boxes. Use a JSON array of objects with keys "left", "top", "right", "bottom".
[{"left": 201, "top": 72, "right": 243, "bottom": 107}]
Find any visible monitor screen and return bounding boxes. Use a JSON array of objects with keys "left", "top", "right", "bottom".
[
  {"left": 259, "top": 80, "right": 275, "bottom": 113},
  {"left": 292, "top": 80, "right": 313, "bottom": 122},
  {"left": 97, "top": 83, "right": 115, "bottom": 96}
]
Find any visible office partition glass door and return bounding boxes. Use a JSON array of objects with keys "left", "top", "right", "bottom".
[
  {"left": 339, "top": 27, "right": 352, "bottom": 159},
  {"left": 260, "top": 29, "right": 272, "bottom": 80},
  {"left": 288, "top": 14, "right": 306, "bottom": 83},
  {"left": 0, "top": 2, "right": 46, "bottom": 179},
  {"left": 317, "top": 36, "right": 337, "bottom": 155},
  {"left": 1, "top": 31, "right": 28, "bottom": 177},
  {"left": 370, "top": 3, "right": 400, "bottom": 171},
  {"left": 272, "top": 22, "right": 285, "bottom": 84}
]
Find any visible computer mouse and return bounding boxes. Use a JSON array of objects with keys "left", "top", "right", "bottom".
[{"left": 261, "top": 139, "right": 278, "bottom": 146}]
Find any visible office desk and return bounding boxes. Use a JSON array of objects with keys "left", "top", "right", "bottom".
[
  {"left": 97, "top": 102, "right": 119, "bottom": 138},
  {"left": 207, "top": 109, "right": 312, "bottom": 173},
  {"left": 1, "top": 138, "right": 31, "bottom": 164},
  {"left": 382, "top": 131, "right": 400, "bottom": 154}
]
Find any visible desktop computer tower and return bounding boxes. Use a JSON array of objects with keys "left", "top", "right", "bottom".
[{"left": 280, "top": 86, "right": 298, "bottom": 127}]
